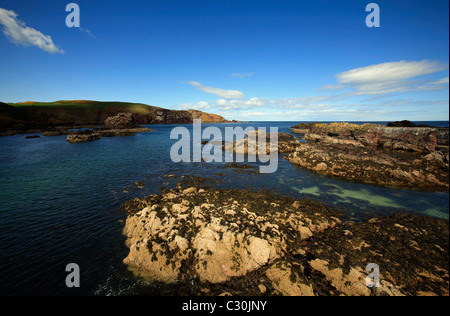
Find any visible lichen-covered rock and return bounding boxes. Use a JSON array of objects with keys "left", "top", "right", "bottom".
[
  {"left": 303, "top": 214, "right": 449, "bottom": 296},
  {"left": 122, "top": 187, "right": 341, "bottom": 284},
  {"left": 121, "top": 182, "right": 448, "bottom": 296}
]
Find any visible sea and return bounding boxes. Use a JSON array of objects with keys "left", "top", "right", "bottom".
[{"left": 0, "top": 121, "right": 448, "bottom": 295}]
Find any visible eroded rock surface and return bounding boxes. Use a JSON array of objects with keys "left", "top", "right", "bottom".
[
  {"left": 223, "top": 130, "right": 301, "bottom": 155},
  {"left": 287, "top": 122, "right": 449, "bottom": 191},
  {"left": 304, "top": 214, "right": 449, "bottom": 296},
  {"left": 122, "top": 187, "right": 341, "bottom": 284},
  {"left": 104, "top": 113, "right": 136, "bottom": 130},
  {"left": 122, "top": 185, "right": 449, "bottom": 296}
]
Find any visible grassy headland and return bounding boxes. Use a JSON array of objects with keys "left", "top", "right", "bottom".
[{"left": 0, "top": 100, "right": 227, "bottom": 133}]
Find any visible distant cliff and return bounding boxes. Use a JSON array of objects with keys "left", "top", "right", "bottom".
[{"left": 0, "top": 100, "right": 227, "bottom": 131}]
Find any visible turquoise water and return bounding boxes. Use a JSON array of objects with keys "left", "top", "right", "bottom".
[{"left": 0, "top": 121, "right": 448, "bottom": 295}]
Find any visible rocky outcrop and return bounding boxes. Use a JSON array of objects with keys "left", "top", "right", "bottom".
[
  {"left": 67, "top": 133, "right": 100, "bottom": 143},
  {"left": 104, "top": 113, "right": 136, "bottom": 129},
  {"left": 66, "top": 126, "right": 153, "bottom": 143},
  {"left": 286, "top": 142, "right": 449, "bottom": 191},
  {"left": 122, "top": 186, "right": 341, "bottom": 285},
  {"left": 223, "top": 130, "right": 301, "bottom": 155},
  {"left": 303, "top": 122, "right": 448, "bottom": 153},
  {"left": 303, "top": 214, "right": 449, "bottom": 296},
  {"left": 387, "top": 120, "right": 437, "bottom": 128},
  {"left": 121, "top": 185, "right": 449, "bottom": 296},
  {"left": 290, "top": 123, "right": 312, "bottom": 134},
  {"left": 286, "top": 122, "right": 449, "bottom": 191}
]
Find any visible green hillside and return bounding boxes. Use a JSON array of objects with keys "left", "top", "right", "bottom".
[
  {"left": 0, "top": 100, "right": 226, "bottom": 131},
  {"left": 9, "top": 100, "right": 159, "bottom": 113}
]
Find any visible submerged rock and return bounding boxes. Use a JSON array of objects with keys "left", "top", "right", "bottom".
[
  {"left": 94, "top": 127, "right": 152, "bottom": 137},
  {"left": 66, "top": 133, "right": 100, "bottom": 143},
  {"left": 42, "top": 130, "right": 66, "bottom": 136}
]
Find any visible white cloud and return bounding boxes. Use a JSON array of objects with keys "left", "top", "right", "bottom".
[
  {"left": 179, "top": 101, "right": 211, "bottom": 111},
  {"left": 80, "top": 27, "right": 95, "bottom": 39},
  {"left": 316, "top": 84, "right": 346, "bottom": 91},
  {"left": 428, "top": 77, "right": 449, "bottom": 85},
  {"left": 178, "top": 60, "right": 448, "bottom": 121},
  {"left": 333, "top": 60, "right": 448, "bottom": 96},
  {"left": 0, "top": 8, "right": 64, "bottom": 54},
  {"left": 186, "top": 81, "right": 245, "bottom": 99},
  {"left": 212, "top": 96, "right": 341, "bottom": 112},
  {"left": 337, "top": 60, "right": 447, "bottom": 85},
  {"left": 231, "top": 72, "right": 255, "bottom": 79},
  {"left": 215, "top": 97, "right": 267, "bottom": 110}
]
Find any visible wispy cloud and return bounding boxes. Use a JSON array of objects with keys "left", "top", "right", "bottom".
[
  {"left": 231, "top": 72, "right": 255, "bottom": 79},
  {"left": 0, "top": 8, "right": 64, "bottom": 54},
  {"left": 215, "top": 97, "right": 267, "bottom": 110},
  {"left": 315, "top": 84, "right": 345, "bottom": 92},
  {"left": 79, "top": 27, "right": 95, "bottom": 39},
  {"left": 337, "top": 60, "right": 446, "bottom": 84},
  {"left": 179, "top": 60, "right": 448, "bottom": 121},
  {"left": 186, "top": 81, "right": 245, "bottom": 99},
  {"left": 330, "top": 60, "right": 448, "bottom": 96},
  {"left": 428, "top": 77, "right": 449, "bottom": 85}
]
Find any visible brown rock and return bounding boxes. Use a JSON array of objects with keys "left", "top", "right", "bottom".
[
  {"left": 104, "top": 113, "right": 136, "bottom": 129},
  {"left": 66, "top": 133, "right": 100, "bottom": 143}
]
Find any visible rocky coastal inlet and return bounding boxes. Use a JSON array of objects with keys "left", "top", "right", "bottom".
[{"left": 122, "top": 182, "right": 449, "bottom": 296}]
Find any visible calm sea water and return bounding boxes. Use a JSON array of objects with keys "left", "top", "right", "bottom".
[{"left": 0, "top": 121, "right": 448, "bottom": 295}]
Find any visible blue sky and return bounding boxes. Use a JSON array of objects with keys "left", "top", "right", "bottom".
[{"left": 0, "top": 0, "right": 448, "bottom": 121}]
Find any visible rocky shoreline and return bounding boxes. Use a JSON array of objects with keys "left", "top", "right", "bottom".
[
  {"left": 121, "top": 182, "right": 449, "bottom": 296},
  {"left": 286, "top": 122, "right": 449, "bottom": 191}
]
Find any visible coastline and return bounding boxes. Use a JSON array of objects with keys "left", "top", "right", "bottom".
[
  {"left": 0, "top": 119, "right": 448, "bottom": 296},
  {"left": 118, "top": 121, "right": 449, "bottom": 295}
]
